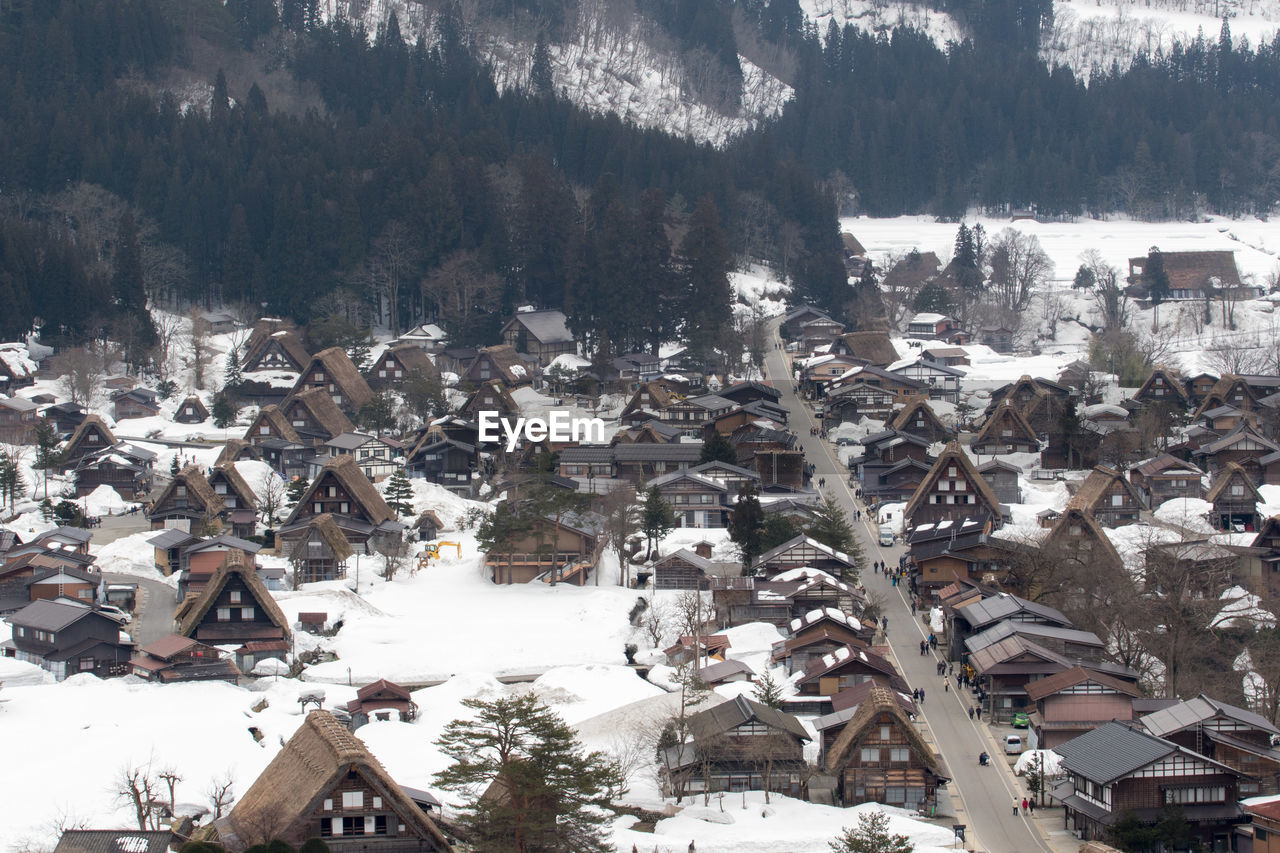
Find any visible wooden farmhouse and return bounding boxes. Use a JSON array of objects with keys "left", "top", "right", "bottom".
[
  {"left": 903, "top": 441, "right": 1004, "bottom": 531},
  {"left": 370, "top": 343, "right": 440, "bottom": 389},
  {"left": 1134, "top": 366, "right": 1190, "bottom": 409},
  {"left": 1066, "top": 465, "right": 1145, "bottom": 528},
  {"left": 971, "top": 398, "right": 1039, "bottom": 456},
  {"left": 208, "top": 462, "right": 260, "bottom": 538},
  {"left": 486, "top": 512, "right": 604, "bottom": 585},
  {"left": 651, "top": 548, "right": 713, "bottom": 590},
  {"left": 5, "top": 598, "right": 132, "bottom": 680},
  {"left": 130, "top": 633, "right": 240, "bottom": 683},
  {"left": 822, "top": 685, "right": 947, "bottom": 811},
  {"left": 887, "top": 397, "right": 952, "bottom": 442},
  {"left": 241, "top": 318, "right": 311, "bottom": 372},
  {"left": 112, "top": 387, "right": 160, "bottom": 420},
  {"left": 751, "top": 534, "right": 860, "bottom": 580},
  {"left": 500, "top": 309, "right": 576, "bottom": 366},
  {"left": 796, "top": 645, "right": 907, "bottom": 700},
  {"left": 461, "top": 343, "right": 533, "bottom": 388},
  {"left": 291, "top": 347, "right": 375, "bottom": 417},
  {"left": 288, "top": 514, "right": 355, "bottom": 584},
  {"left": 61, "top": 415, "right": 116, "bottom": 466},
  {"left": 1207, "top": 462, "right": 1263, "bottom": 531},
  {"left": 1129, "top": 453, "right": 1205, "bottom": 508},
  {"left": 173, "top": 549, "right": 291, "bottom": 646},
  {"left": 283, "top": 387, "right": 358, "bottom": 446},
  {"left": 147, "top": 466, "right": 224, "bottom": 533},
  {"left": 661, "top": 695, "right": 811, "bottom": 800},
  {"left": 214, "top": 710, "right": 453, "bottom": 851},
  {"left": 73, "top": 443, "right": 156, "bottom": 500},
  {"left": 280, "top": 456, "right": 401, "bottom": 555},
  {"left": 1052, "top": 721, "right": 1243, "bottom": 848}
]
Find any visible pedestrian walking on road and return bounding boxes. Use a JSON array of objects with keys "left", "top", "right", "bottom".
[
  {"left": 1013, "top": 800, "right": 1020, "bottom": 816},
  {"left": 1028, "top": 799, "right": 1036, "bottom": 815},
  {"left": 975, "top": 706, "right": 982, "bottom": 720},
  {"left": 919, "top": 688, "right": 925, "bottom": 701},
  {"left": 944, "top": 680, "right": 949, "bottom": 692},
  {"left": 968, "top": 706, "right": 975, "bottom": 719},
  {"left": 1022, "top": 798, "right": 1028, "bottom": 814}
]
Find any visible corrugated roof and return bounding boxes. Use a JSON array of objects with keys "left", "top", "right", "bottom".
[
  {"left": 1141, "top": 694, "right": 1280, "bottom": 738},
  {"left": 954, "top": 593, "right": 1071, "bottom": 630},
  {"left": 509, "top": 309, "right": 574, "bottom": 344}
]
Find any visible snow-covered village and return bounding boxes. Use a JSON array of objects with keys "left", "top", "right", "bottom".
[{"left": 16, "top": 1, "right": 1280, "bottom": 853}]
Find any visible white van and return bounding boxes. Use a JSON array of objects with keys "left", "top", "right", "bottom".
[
  {"left": 878, "top": 525, "right": 895, "bottom": 547},
  {"left": 1003, "top": 734, "right": 1023, "bottom": 755}
]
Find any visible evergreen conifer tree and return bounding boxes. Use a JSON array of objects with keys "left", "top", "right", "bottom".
[
  {"left": 286, "top": 475, "right": 310, "bottom": 507},
  {"left": 829, "top": 810, "right": 914, "bottom": 853},
  {"left": 434, "top": 695, "right": 619, "bottom": 853},
  {"left": 677, "top": 196, "right": 733, "bottom": 359},
  {"left": 805, "top": 495, "right": 862, "bottom": 581},
  {"left": 729, "top": 481, "right": 767, "bottom": 574},
  {"left": 640, "top": 485, "right": 676, "bottom": 559},
  {"left": 385, "top": 468, "right": 414, "bottom": 518},
  {"left": 699, "top": 430, "right": 736, "bottom": 465},
  {"left": 212, "top": 394, "right": 235, "bottom": 428}
]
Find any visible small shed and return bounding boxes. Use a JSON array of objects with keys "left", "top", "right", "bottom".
[
  {"left": 174, "top": 396, "right": 210, "bottom": 424},
  {"left": 345, "top": 678, "right": 419, "bottom": 729}
]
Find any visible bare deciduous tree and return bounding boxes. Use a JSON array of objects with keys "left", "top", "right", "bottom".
[
  {"left": 258, "top": 470, "right": 287, "bottom": 528},
  {"left": 115, "top": 763, "right": 161, "bottom": 831},
  {"left": 988, "top": 229, "right": 1053, "bottom": 312},
  {"left": 54, "top": 346, "right": 107, "bottom": 407},
  {"left": 206, "top": 772, "right": 235, "bottom": 820},
  {"left": 151, "top": 313, "right": 184, "bottom": 383},
  {"left": 186, "top": 310, "right": 214, "bottom": 391},
  {"left": 601, "top": 485, "right": 638, "bottom": 587}
]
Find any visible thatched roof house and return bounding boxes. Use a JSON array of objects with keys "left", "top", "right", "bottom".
[
  {"left": 173, "top": 548, "right": 291, "bottom": 643},
  {"left": 62, "top": 414, "right": 117, "bottom": 464},
  {"left": 215, "top": 710, "right": 452, "bottom": 851},
  {"left": 244, "top": 405, "right": 304, "bottom": 446},
  {"left": 292, "top": 346, "right": 375, "bottom": 413},
  {"left": 282, "top": 387, "right": 357, "bottom": 445},
  {"left": 836, "top": 331, "right": 898, "bottom": 366},
  {"left": 284, "top": 455, "right": 394, "bottom": 527},
  {"left": 147, "top": 465, "right": 225, "bottom": 529}
]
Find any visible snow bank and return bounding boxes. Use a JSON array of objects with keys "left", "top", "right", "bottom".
[
  {"left": 1014, "top": 748, "right": 1064, "bottom": 778},
  {"left": 1212, "top": 585, "right": 1277, "bottom": 629},
  {"left": 1154, "top": 498, "right": 1215, "bottom": 533},
  {"left": 83, "top": 485, "right": 131, "bottom": 516},
  {"left": 615, "top": 797, "right": 957, "bottom": 853},
  {"left": 95, "top": 531, "right": 170, "bottom": 583}
]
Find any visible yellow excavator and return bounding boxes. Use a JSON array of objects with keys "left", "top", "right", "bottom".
[{"left": 416, "top": 541, "right": 463, "bottom": 571}]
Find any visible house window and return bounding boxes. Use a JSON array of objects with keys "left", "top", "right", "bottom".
[
  {"left": 230, "top": 591, "right": 242, "bottom": 603},
  {"left": 341, "top": 817, "right": 361, "bottom": 835},
  {"left": 241, "top": 606, "right": 255, "bottom": 620},
  {"left": 879, "top": 726, "right": 891, "bottom": 740},
  {"left": 343, "top": 791, "right": 364, "bottom": 809},
  {"left": 1232, "top": 485, "right": 1244, "bottom": 496},
  {"left": 324, "top": 799, "right": 333, "bottom": 811},
  {"left": 374, "top": 816, "right": 387, "bottom": 835},
  {"left": 215, "top": 483, "right": 227, "bottom": 494},
  {"left": 378, "top": 369, "right": 387, "bottom": 378},
  {"left": 1111, "top": 494, "right": 1123, "bottom": 506},
  {"left": 320, "top": 818, "right": 332, "bottom": 837},
  {"left": 340, "top": 502, "right": 349, "bottom": 514},
  {"left": 860, "top": 748, "right": 880, "bottom": 762},
  {"left": 890, "top": 748, "right": 909, "bottom": 762},
  {"left": 79, "top": 658, "right": 94, "bottom": 671},
  {"left": 314, "top": 502, "right": 323, "bottom": 513},
  {"left": 217, "top": 607, "right": 231, "bottom": 622},
  {"left": 327, "top": 486, "right": 337, "bottom": 497},
  {"left": 176, "top": 485, "right": 187, "bottom": 497},
  {"left": 372, "top": 796, "right": 382, "bottom": 809},
  {"left": 260, "top": 426, "right": 270, "bottom": 435},
  {"left": 1164, "top": 786, "right": 1225, "bottom": 804}
]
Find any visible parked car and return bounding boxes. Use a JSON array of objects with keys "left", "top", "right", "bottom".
[
  {"left": 1011, "top": 712, "right": 1030, "bottom": 728},
  {"left": 1003, "top": 734, "right": 1023, "bottom": 754}
]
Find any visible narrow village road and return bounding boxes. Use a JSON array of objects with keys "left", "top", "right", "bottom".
[
  {"left": 105, "top": 572, "right": 175, "bottom": 648},
  {"left": 763, "top": 329, "right": 1053, "bottom": 853}
]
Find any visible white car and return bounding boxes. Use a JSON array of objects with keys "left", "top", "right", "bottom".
[{"left": 1003, "top": 734, "right": 1023, "bottom": 755}]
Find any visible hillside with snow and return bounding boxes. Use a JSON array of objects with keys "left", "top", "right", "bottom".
[{"left": 318, "top": 0, "right": 793, "bottom": 147}]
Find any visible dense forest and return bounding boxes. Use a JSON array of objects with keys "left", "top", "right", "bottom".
[
  {"left": 4, "top": 0, "right": 1280, "bottom": 357},
  {"left": 0, "top": 0, "right": 846, "bottom": 358}
]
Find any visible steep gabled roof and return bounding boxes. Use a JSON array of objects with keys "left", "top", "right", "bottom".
[
  {"left": 1135, "top": 366, "right": 1190, "bottom": 405},
  {"left": 298, "top": 513, "right": 354, "bottom": 561},
  {"left": 243, "top": 405, "right": 302, "bottom": 445},
  {"left": 285, "top": 455, "right": 393, "bottom": 526},
  {"left": 379, "top": 344, "right": 440, "bottom": 382},
  {"left": 210, "top": 462, "right": 259, "bottom": 511},
  {"left": 887, "top": 397, "right": 949, "bottom": 435},
  {"left": 503, "top": 309, "right": 574, "bottom": 344},
  {"left": 1206, "top": 461, "right": 1264, "bottom": 504},
  {"left": 824, "top": 685, "right": 942, "bottom": 777},
  {"left": 284, "top": 387, "right": 357, "bottom": 440},
  {"left": 1041, "top": 507, "right": 1124, "bottom": 571},
  {"left": 221, "top": 710, "right": 451, "bottom": 850},
  {"left": 295, "top": 347, "right": 374, "bottom": 409},
  {"left": 971, "top": 398, "right": 1039, "bottom": 450},
  {"left": 903, "top": 441, "right": 1004, "bottom": 523},
  {"left": 148, "top": 466, "right": 224, "bottom": 517},
  {"left": 173, "top": 549, "right": 290, "bottom": 640},
  {"left": 1135, "top": 453, "right": 1205, "bottom": 477},
  {"left": 242, "top": 318, "right": 310, "bottom": 370},
  {"left": 837, "top": 331, "right": 899, "bottom": 366},
  {"left": 1066, "top": 466, "right": 1146, "bottom": 514},
  {"left": 64, "top": 415, "right": 117, "bottom": 455},
  {"left": 470, "top": 344, "right": 531, "bottom": 385}
]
